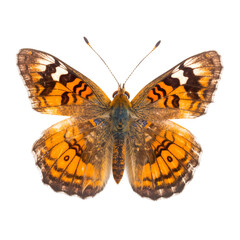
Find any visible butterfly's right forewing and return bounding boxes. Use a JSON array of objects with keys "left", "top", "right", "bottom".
[{"left": 131, "top": 51, "right": 222, "bottom": 120}]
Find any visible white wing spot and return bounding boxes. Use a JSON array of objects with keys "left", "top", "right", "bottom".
[
  {"left": 38, "top": 53, "right": 55, "bottom": 63},
  {"left": 51, "top": 66, "right": 68, "bottom": 81},
  {"left": 29, "top": 63, "right": 46, "bottom": 71},
  {"left": 171, "top": 70, "right": 188, "bottom": 84},
  {"left": 36, "top": 58, "right": 52, "bottom": 65},
  {"left": 188, "top": 62, "right": 202, "bottom": 69},
  {"left": 193, "top": 68, "right": 205, "bottom": 76}
]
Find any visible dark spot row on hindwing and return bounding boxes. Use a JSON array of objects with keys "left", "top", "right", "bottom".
[
  {"left": 146, "top": 164, "right": 182, "bottom": 183},
  {"left": 142, "top": 162, "right": 182, "bottom": 184},
  {"left": 65, "top": 139, "right": 84, "bottom": 157},
  {"left": 155, "top": 139, "right": 173, "bottom": 158},
  {"left": 47, "top": 165, "right": 92, "bottom": 181}
]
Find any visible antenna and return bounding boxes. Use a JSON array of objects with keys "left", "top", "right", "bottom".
[
  {"left": 123, "top": 40, "right": 161, "bottom": 87},
  {"left": 83, "top": 37, "right": 120, "bottom": 87}
]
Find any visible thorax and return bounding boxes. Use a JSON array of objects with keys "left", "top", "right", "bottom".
[{"left": 110, "top": 92, "right": 132, "bottom": 132}]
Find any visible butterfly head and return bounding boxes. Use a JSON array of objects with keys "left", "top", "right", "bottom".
[{"left": 112, "top": 84, "right": 130, "bottom": 100}]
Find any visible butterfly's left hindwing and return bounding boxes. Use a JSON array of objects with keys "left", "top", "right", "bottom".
[
  {"left": 131, "top": 51, "right": 222, "bottom": 120},
  {"left": 34, "top": 117, "right": 113, "bottom": 198},
  {"left": 17, "top": 49, "right": 111, "bottom": 118},
  {"left": 126, "top": 119, "right": 201, "bottom": 199}
]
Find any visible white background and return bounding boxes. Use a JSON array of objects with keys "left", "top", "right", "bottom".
[{"left": 1, "top": 0, "right": 240, "bottom": 239}]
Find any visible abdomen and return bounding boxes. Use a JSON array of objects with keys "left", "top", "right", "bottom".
[{"left": 112, "top": 133, "right": 125, "bottom": 184}]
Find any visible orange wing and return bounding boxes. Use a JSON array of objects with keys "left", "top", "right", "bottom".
[
  {"left": 131, "top": 51, "right": 222, "bottom": 120},
  {"left": 17, "top": 49, "right": 111, "bottom": 117},
  {"left": 34, "top": 117, "right": 113, "bottom": 198},
  {"left": 126, "top": 119, "right": 201, "bottom": 199}
]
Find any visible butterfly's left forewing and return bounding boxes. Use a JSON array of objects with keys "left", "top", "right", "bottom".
[{"left": 17, "top": 49, "right": 111, "bottom": 118}]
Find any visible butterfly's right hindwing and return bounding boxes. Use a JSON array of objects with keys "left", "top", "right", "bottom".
[{"left": 126, "top": 119, "right": 201, "bottom": 199}]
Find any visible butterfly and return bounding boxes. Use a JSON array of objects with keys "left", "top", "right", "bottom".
[{"left": 17, "top": 39, "right": 222, "bottom": 200}]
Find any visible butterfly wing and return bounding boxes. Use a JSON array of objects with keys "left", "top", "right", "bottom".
[
  {"left": 17, "top": 49, "right": 111, "bottom": 118},
  {"left": 126, "top": 119, "right": 201, "bottom": 199},
  {"left": 34, "top": 117, "right": 113, "bottom": 198},
  {"left": 131, "top": 51, "right": 222, "bottom": 120}
]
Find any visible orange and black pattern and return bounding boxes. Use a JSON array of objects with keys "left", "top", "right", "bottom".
[
  {"left": 17, "top": 49, "right": 110, "bottom": 117},
  {"left": 18, "top": 46, "right": 222, "bottom": 200},
  {"left": 131, "top": 51, "right": 222, "bottom": 120},
  {"left": 34, "top": 117, "right": 112, "bottom": 198},
  {"left": 126, "top": 119, "right": 201, "bottom": 199}
]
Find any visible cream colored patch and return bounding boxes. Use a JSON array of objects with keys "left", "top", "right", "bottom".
[
  {"left": 36, "top": 57, "right": 52, "bottom": 65},
  {"left": 171, "top": 70, "right": 188, "bottom": 84},
  {"left": 193, "top": 68, "right": 205, "bottom": 76},
  {"left": 51, "top": 66, "right": 68, "bottom": 81},
  {"left": 188, "top": 62, "right": 202, "bottom": 68},
  {"left": 29, "top": 64, "right": 46, "bottom": 71},
  {"left": 37, "top": 53, "right": 55, "bottom": 63}
]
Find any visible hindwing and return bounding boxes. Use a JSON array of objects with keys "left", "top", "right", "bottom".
[
  {"left": 34, "top": 117, "right": 112, "bottom": 198},
  {"left": 126, "top": 119, "right": 201, "bottom": 199}
]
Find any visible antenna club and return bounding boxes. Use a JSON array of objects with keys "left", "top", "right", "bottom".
[
  {"left": 83, "top": 36, "right": 90, "bottom": 45},
  {"left": 154, "top": 40, "right": 161, "bottom": 49},
  {"left": 84, "top": 37, "right": 120, "bottom": 86},
  {"left": 124, "top": 40, "right": 161, "bottom": 86}
]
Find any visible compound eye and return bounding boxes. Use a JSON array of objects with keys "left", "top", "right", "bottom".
[
  {"left": 112, "top": 90, "right": 118, "bottom": 98},
  {"left": 124, "top": 91, "right": 130, "bottom": 99}
]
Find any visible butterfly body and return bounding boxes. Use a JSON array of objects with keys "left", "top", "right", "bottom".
[
  {"left": 18, "top": 48, "right": 222, "bottom": 199},
  {"left": 111, "top": 88, "right": 131, "bottom": 132}
]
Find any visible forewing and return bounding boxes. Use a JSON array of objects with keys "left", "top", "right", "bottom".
[
  {"left": 33, "top": 117, "right": 112, "bottom": 198},
  {"left": 17, "top": 49, "right": 111, "bottom": 117},
  {"left": 131, "top": 51, "right": 222, "bottom": 120},
  {"left": 126, "top": 119, "right": 201, "bottom": 199}
]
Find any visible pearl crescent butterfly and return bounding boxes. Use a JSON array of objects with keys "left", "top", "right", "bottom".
[{"left": 17, "top": 39, "right": 222, "bottom": 199}]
